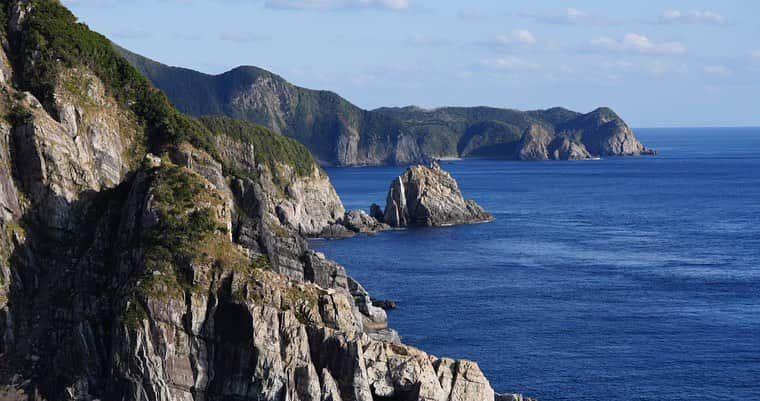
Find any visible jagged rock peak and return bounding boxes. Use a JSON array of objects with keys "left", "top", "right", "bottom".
[{"left": 382, "top": 162, "right": 493, "bottom": 227}]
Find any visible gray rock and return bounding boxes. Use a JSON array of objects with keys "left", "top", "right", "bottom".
[
  {"left": 369, "top": 203, "right": 384, "bottom": 222},
  {"left": 383, "top": 162, "right": 493, "bottom": 227},
  {"left": 516, "top": 125, "right": 553, "bottom": 161},
  {"left": 319, "top": 223, "right": 357, "bottom": 239},
  {"left": 342, "top": 210, "right": 389, "bottom": 235},
  {"left": 371, "top": 299, "right": 396, "bottom": 310},
  {"left": 549, "top": 137, "right": 592, "bottom": 160}
]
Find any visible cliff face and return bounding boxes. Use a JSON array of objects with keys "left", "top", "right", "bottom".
[
  {"left": 120, "top": 51, "right": 654, "bottom": 167},
  {"left": 0, "top": 2, "right": 528, "bottom": 401}
]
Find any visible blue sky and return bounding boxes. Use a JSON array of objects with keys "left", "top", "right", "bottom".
[{"left": 61, "top": 0, "right": 760, "bottom": 127}]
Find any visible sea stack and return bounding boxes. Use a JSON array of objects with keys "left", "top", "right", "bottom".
[{"left": 382, "top": 162, "right": 493, "bottom": 227}]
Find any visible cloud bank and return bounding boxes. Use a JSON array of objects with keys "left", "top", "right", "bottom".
[{"left": 590, "top": 33, "right": 686, "bottom": 55}]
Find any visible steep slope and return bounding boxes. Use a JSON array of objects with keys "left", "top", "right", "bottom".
[
  {"left": 119, "top": 47, "right": 419, "bottom": 167},
  {"left": 0, "top": 1, "right": 530, "bottom": 401},
  {"left": 120, "top": 50, "right": 654, "bottom": 166}
]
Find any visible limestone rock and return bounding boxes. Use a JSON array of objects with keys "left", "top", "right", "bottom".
[
  {"left": 342, "top": 210, "right": 389, "bottom": 235},
  {"left": 383, "top": 162, "right": 493, "bottom": 227},
  {"left": 516, "top": 125, "right": 553, "bottom": 161},
  {"left": 550, "top": 137, "right": 592, "bottom": 160}
]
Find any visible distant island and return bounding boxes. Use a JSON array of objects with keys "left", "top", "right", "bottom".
[{"left": 119, "top": 48, "right": 655, "bottom": 167}]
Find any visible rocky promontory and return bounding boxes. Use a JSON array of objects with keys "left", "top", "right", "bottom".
[
  {"left": 0, "top": 2, "right": 533, "bottom": 400},
  {"left": 380, "top": 162, "right": 493, "bottom": 227}
]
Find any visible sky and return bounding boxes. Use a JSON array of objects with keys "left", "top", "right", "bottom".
[{"left": 61, "top": 0, "right": 760, "bottom": 127}]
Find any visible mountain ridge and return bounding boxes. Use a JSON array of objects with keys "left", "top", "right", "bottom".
[{"left": 119, "top": 48, "right": 655, "bottom": 166}]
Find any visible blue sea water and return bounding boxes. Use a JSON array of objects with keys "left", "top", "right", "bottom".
[{"left": 310, "top": 127, "right": 760, "bottom": 401}]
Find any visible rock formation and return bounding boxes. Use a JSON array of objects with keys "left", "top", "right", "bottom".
[
  {"left": 319, "top": 210, "right": 390, "bottom": 239},
  {"left": 382, "top": 162, "right": 493, "bottom": 227},
  {"left": 0, "top": 2, "right": 531, "bottom": 401}
]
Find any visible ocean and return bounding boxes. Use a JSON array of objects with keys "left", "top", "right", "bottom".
[{"left": 310, "top": 127, "right": 760, "bottom": 401}]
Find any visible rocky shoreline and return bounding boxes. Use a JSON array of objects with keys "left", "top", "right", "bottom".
[
  {"left": 0, "top": 2, "right": 532, "bottom": 400},
  {"left": 318, "top": 162, "right": 493, "bottom": 239}
]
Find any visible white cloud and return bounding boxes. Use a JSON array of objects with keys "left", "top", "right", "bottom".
[
  {"left": 660, "top": 10, "right": 726, "bottom": 25},
  {"left": 265, "top": 0, "right": 410, "bottom": 11},
  {"left": 590, "top": 33, "right": 686, "bottom": 55},
  {"left": 523, "top": 8, "right": 609, "bottom": 25},
  {"left": 481, "top": 56, "right": 540, "bottom": 71},
  {"left": 493, "top": 30, "right": 537, "bottom": 47},
  {"left": 703, "top": 65, "right": 732, "bottom": 77}
]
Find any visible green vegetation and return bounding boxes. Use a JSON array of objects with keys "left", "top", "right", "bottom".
[
  {"left": 253, "top": 254, "right": 271, "bottom": 271},
  {"left": 199, "top": 115, "right": 316, "bottom": 179},
  {"left": 5, "top": 0, "right": 326, "bottom": 176},
  {"left": 7, "top": 0, "right": 214, "bottom": 153},
  {"left": 119, "top": 49, "right": 408, "bottom": 165},
  {"left": 122, "top": 47, "right": 638, "bottom": 163},
  {"left": 5, "top": 103, "right": 32, "bottom": 127},
  {"left": 139, "top": 164, "right": 222, "bottom": 297},
  {"left": 0, "top": 4, "right": 7, "bottom": 36},
  {"left": 124, "top": 300, "right": 148, "bottom": 329},
  {"left": 2, "top": 221, "right": 24, "bottom": 239},
  {"left": 138, "top": 163, "right": 264, "bottom": 300}
]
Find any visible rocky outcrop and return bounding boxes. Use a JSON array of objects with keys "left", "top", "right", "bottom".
[
  {"left": 382, "top": 162, "right": 492, "bottom": 227},
  {"left": 274, "top": 166, "right": 346, "bottom": 236},
  {"left": 516, "top": 125, "right": 553, "bottom": 161},
  {"left": 516, "top": 125, "right": 593, "bottom": 161},
  {"left": 571, "top": 111, "right": 655, "bottom": 157},
  {"left": 551, "top": 137, "right": 592, "bottom": 160}
]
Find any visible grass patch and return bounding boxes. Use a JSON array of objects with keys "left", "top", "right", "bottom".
[
  {"left": 137, "top": 163, "right": 263, "bottom": 301},
  {"left": 138, "top": 164, "right": 221, "bottom": 297},
  {"left": 5, "top": 103, "right": 32, "bottom": 127},
  {"left": 124, "top": 300, "right": 148, "bottom": 329},
  {"left": 199, "top": 116, "right": 316, "bottom": 184}
]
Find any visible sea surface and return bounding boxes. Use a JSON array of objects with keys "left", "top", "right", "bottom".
[{"left": 310, "top": 128, "right": 760, "bottom": 401}]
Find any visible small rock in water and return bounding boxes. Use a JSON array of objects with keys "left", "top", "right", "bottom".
[
  {"left": 372, "top": 299, "right": 397, "bottom": 310},
  {"left": 381, "top": 161, "right": 493, "bottom": 227}
]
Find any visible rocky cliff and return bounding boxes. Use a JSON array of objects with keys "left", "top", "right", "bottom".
[
  {"left": 381, "top": 162, "right": 493, "bottom": 227},
  {"left": 0, "top": 1, "right": 529, "bottom": 401},
  {"left": 119, "top": 50, "right": 654, "bottom": 167}
]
